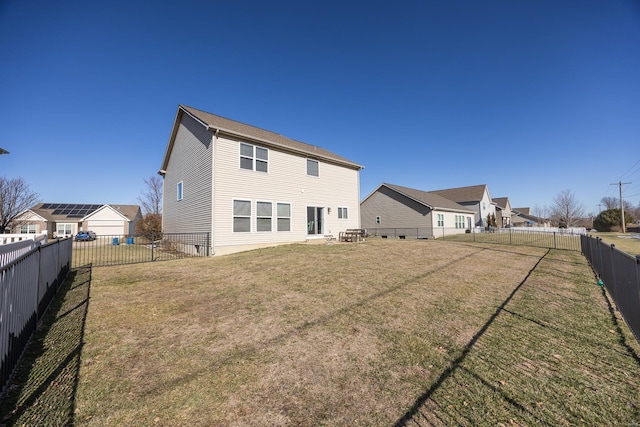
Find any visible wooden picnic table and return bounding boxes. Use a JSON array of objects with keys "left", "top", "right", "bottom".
[{"left": 339, "top": 229, "right": 366, "bottom": 242}]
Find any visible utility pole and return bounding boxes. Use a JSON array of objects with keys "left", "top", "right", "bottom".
[
  {"left": 597, "top": 203, "right": 603, "bottom": 213},
  {"left": 610, "top": 181, "right": 631, "bottom": 233}
]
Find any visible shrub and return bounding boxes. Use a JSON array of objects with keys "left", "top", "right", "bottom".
[
  {"left": 593, "top": 209, "right": 635, "bottom": 232},
  {"left": 135, "top": 214, "right": 162, "bottom": 239}
]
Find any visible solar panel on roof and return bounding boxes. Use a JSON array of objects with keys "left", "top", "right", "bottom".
[{"left": 42, "top": 203, "right": 52, "bottom": 209}]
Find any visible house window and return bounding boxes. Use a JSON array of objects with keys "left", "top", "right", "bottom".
[
  {"left": 455, "top": 215, "right": 465, "bottom": 229},
  {"left": 437, "top": 214, "right": 444, "bottom": 227},
  {"left": 20, "top": 224, "right": 37, "bottom": 234},
  {"left": 257, "top": 201, "right": 272, "bottom": 232},
  {"left": 177, "top": 181, "right": 183, "bottom": 201},
  {"left": 338, "top": 207, "right": 348, "bottom": 219},
  {"left": 240, "top": 142, "right": 268, "bottom": 172},
  {"left": 57, "top": 223, "right": 73, "bottom": 237},
  {"left": 277, "top": 203, "right": 291, "bottom": 231},
  {"left": 376, "top": 216, "right": 381, "bottom": 224},
  {"left": 233, "top": 200, "right": 251, "bottom": 232},
  {"left": 307, "top": 159, "right": 319, "bottom": 177}
]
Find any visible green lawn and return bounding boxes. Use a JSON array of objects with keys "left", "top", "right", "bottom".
[{"left": 2, "top": 239, "right": 639, "bottom": 426}]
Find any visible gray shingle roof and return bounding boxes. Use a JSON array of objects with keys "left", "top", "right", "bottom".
[
  {"left": 382, "top": 183, "right": 475, "bottom": 213},
  {"left": 430, "top": 184, "right": 488, "bottom": 203},
  {"left": 493, "top": 197, "right": 509, "bottom": 209},
  {"left": 178, "top": 105, "right": 363, "bottom": 169}
]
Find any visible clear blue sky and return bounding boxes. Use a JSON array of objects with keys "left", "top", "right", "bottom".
[{"left": 1, "top": 0, "right": 639, "bottom": 216}]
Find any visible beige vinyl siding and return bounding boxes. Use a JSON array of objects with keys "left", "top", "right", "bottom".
[
  {"left": 163, "top": 113, "right": 213, "bottom": 234},
  {"left": 360, "top": 186, "right": 433, "bottom": 230},
  {"left": 432, "top": 211, "right": 474, "bottom": 237},
  {"left": 213, "top": 135, "right": 360, "bottom": 249}
]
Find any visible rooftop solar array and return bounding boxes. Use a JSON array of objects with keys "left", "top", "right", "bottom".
[{"left": 40, "top": 203, "right": 102, "bottom": 218}]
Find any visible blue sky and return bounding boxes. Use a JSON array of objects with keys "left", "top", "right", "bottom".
[{"left": 1, "top": 0, "right": 639, "bottom": 216}]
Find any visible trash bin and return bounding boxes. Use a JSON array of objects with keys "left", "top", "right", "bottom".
[
  {"left": 112, "top": 237, "right": 119, "bottom": 246},
  {"left": 126, "top": 237, "right": 134, "bottom": 245}
]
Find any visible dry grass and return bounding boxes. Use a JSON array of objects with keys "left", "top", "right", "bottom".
[
  {"left": 2, "top": 239, "right": 639, "bottom": 426},
  {"left": 589, "top": 231, "right": 640, "bottom": 256}
]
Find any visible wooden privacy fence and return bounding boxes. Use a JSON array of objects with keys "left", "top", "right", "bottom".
[
  {"left": 0, "top": 237, "right": 72, "bottom": 397},
  {"left": 581, "top": 235, "right": 640, "bottom": 343}
]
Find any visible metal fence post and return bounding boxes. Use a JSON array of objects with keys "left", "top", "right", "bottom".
[{"left": 151, "top": 232, "right": 155, "bottom": 262}]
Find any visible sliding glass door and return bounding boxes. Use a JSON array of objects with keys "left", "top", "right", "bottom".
[{"left": 306, "top": 206, "right": 324, "bottom": 235}]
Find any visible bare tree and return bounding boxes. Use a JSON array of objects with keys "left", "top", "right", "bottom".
[
  {"left": 0, "top": 177, "right": 40, "bottom": 233},
  {"left": 600, "top": 196, "right": 634, "bottom": 211},
  {"left": 550, "top": 189, "right": 586, "bottom": 228},
  {"left": 531, "top": 204, "right": 549, "bottom": 221},
  {"left": 137, "top": 175, "right": 163, "bottom": 215},
  {"left": 600, "top": 196, "right": 618, "bottom": 210}
]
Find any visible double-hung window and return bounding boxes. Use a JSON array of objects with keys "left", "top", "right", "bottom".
[
  {"left": 277, "top": 203, "right": 291, "bottom": 231},
  {"left": 307, "top": 159, "right": 319, "bottom": 177},
  {"left": 257, "top": 201, "right": 272, "bottom": 232},
  {"left": 455, "top": 215, "right": 465, "bottom": 229},
  {"left": 437, "top": 214, "right": 444, "bottom": 227},
  {"left": 338, "top": 207, "right": 348, "bottom": 219},
  {"left": 20, "top": 224, "right": 37, "bottom": 234},
  {"left": 240, "top": 143, "right": 268, "bottom": 172},
  {"left": 233, "top": 200, "right": 251, "bottom": 232}
]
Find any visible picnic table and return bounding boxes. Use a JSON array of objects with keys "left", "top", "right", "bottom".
[{"left": 339, "top": 229, "right": 366, "bottom": 242}]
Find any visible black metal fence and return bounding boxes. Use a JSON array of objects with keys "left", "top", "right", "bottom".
[
  {"left": 581, "top": 235, "right": 640, "bottom": 343},
  {"left": 367, "top": 227, "right": 583, "bottom": 251},
  {"left": 72, "top": 232, "right": 210, "bottom": 268},
  {"left": 1, "top": 237, "right": 72, "bottom": 396}
]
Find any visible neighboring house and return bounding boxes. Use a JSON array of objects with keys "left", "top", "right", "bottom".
[
  {"left": 360, "top": 183, "right": 475, "bottom": 238},
  {"left": 430, "top": 184, "right": 496, "bottom": 228},
  {"left": 13, "top": 203, "right": 142, "bottom": 237},
  {"left": 493, "top": 197, "right": 512, "bottom": 228},
  {"left": 511, "top": 208, "right": 547, "bottom": 227},
  {"left": 159, "top": 105, "right": 363, "bottom": 256}
]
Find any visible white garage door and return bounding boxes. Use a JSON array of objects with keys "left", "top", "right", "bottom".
[{"left": 87, "top": 221, "right": 124, "bottom": 236}]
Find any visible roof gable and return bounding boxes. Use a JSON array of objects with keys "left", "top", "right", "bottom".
[
  {"left": 160, "top": 105, "right": 363, "bottom": 173},
  {"left": 84, "top": 204, "right": 137, "bottom": 222},
  {"left": 493, "top": 197, "right": 511, "bottom": 210},
  {"left": 372, "top": 183, "right": 475, "bottom": 213},
  {"left": 16, "top": 209, "right": 48, "bottom": 222}
]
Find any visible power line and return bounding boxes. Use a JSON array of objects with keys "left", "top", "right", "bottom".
[{"left": 618, "top": 159, "right": 640, "bottom": 181}]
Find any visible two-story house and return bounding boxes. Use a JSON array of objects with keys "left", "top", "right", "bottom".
[
  {"left": 159, "top": 105, "right": 363, "bottom": 256},
  {"left": 430, "top": 184, "right": 496, "bottom": 228}
]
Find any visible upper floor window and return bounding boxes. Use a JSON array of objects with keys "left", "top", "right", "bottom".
[
  {"left": 240, "top": 142, "right": 268, "bottom": 172},
  {"left": 338, "top": 207, "right": 348, "bottom": 219},
  {"left": 307, "top": 159, "right": 319, "bottom": 177},
  {"left": 177, "top": 181, "right": 183, "bottom": 201}
]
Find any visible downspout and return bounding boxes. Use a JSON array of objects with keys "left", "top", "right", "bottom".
[{"left": 209, "top": 127, "right": 219, "bottom": 255}]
